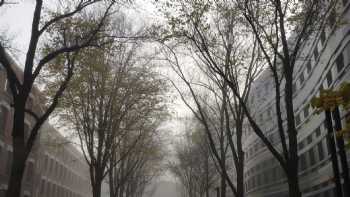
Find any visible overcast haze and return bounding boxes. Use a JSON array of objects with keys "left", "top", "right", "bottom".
[{"left": 0, "top": 2, "right": 186, "bottom": 197}]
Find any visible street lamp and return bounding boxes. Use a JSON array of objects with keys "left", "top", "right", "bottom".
[
  {"left": 215, "top": 187, "right": 220, "bottom": 197},
  {"left": 311, "top": 83, "right": 350, "bottom": 197}
]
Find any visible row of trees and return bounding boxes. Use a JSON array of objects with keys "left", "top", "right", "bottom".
[
  {"left": 169, "top": 120, "right": 217, "bottom": 197},
  {"left": 0, "top": 1, "right": 167, "bottom": 197},
  {"left": 159, "top": 0, "right": 343, "bottom": 197}
]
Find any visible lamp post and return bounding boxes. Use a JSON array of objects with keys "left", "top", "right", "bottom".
[
  {"left": 324, "top": 109, "right": 343, "bottom": 197},
  {"left": 215, "top": 187, "right": 220, "bottom": 197},
  {"left": 332, "top": 106, "right": 350, "bottom": 197},
  {"left": 311, "top": 84, "right": 350, "bottom": 197}
]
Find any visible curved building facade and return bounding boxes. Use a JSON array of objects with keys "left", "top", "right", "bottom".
[
  {"left": 0, "top": 54, "right": 92, "bottom": 197},
  {"left": 243, "top": 1, "right": 350, "bottom": 197}
]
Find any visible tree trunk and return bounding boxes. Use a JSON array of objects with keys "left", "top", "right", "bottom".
[
  {"left": 6, "top": 104, "right": 27, "bottom": 197},
  {"left": 332, "top": 107, "right": 350, "bottom": 197},
  {"left": 236, "top": 162, "right": 244, "bottom": 197},
  {"left": 284, "top": 71, "right": 302, "bottom": 197},
  {"left": 91, "top": 167, "right": 104, "bottom": 197},
  {"left": 325, "top": 110, "right": 343, "bottom": 196},
  {"left": 220, "top": 160, "right": 226, "bottom": 197},
  {"left": 92, "top": 180, "right": 103, "bottom": 197},
  {"left": 109, "top": 165, "right": 115, "bottom": 197},
  {"left": 220, "top": 138, "right": 226, "bottom": 197},
  {"left": 5, "top": 143, "right": 26, "bottom": 197},
  {"left": 287, "top": 171, "right": 301, "bottom": 197},
  {"left": 205, "top": 152, "right": 209, "bottom": 197}
]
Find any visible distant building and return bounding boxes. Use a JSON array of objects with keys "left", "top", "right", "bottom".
[
  {"left": 34, "top": 124, "right": 92, "bottom": 197},
  {"left": 0, "top": 53, "right": 91, "bottom": 197},
  {"left": 243, "top": 1, "right": 350, "bottom": 197}
]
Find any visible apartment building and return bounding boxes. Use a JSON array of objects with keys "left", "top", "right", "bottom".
[
  {"left": 0, "top": 54, "right": 92, "bottom": 197},
  {"left": 243, "top": 1, "right": 350, "bottom": 197}
]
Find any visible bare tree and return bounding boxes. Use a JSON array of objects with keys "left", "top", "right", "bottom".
[
  {"left": 159, "top": 2, "right": 262, "bottom": 196},
  {"left": 110, "top": 128, "right": 165, "bottom": 197},
  {"left": 0, "top": 1, "right": 119, "bottom": 197},
  {"left": 160, "top": 0, "right": 342, "bottom": 196},
  {"left": 232, "top": 1, "right": 341, "bottom": 196},
  {"left": 162, "top": 42, "right": 259, "bottom": 197},
  {"left": 49, "top": 20, "right": 167, "bottom": 197},
  {"left": 107, "top": 62, "right": 167, "bottom": 197},
  {"left": 169, "top": 122, "right": 218, "bottom": 197}
]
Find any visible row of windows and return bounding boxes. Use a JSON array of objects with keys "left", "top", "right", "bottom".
[
  {"left": 0, "top": 145, "right": 12, "bottom": 176},
  {"left": 41, "top": 155, "right": 89, "bottom": 193},
  {"left": 0, "top": 105, "right": 8, "bottom": 136},
  {"left": 0, "top": 105, "right": 32, "bottom": 144},
  {"left": 246, "top": 122, "right": 325, "bottom": 180},
  {"left": 249, "top": 10, "right": 338, "bottom": 107},
  {"left": 294, "top": 0, "right": 349, "bottom": 95},
  {"left": 303, "top": 182, "right": 339, "bottom": 197},
  {"left": 39, "top": 179, "right": 82, "bottom": 197},
  {"left": 294, "top": 50, "right": 348, "bottom": 128},
  {"left": 250, "top": 45, "right": 348, "bottom": 141},
  {"left": 0, "top": 142, "right": 90, "bottom": 196},
  {"left": 245, "top": 164, "right": 284, "bottom": 192},
  {"left": 309, "top": 188, "right": 337, "bottom": 197},
  {"left": 245, "top": 134, "right": 330, "bottom": 192},
  {"left": 249, "top": 8, "right": 350, "bottom": 133},
  {"left": 0, "top": 145, "right": 34, "bottom": 183},
  {"left": 0, "top": 50, "right": 91, "bottom": 197},
  {"left": 245, "top": 40, "right": 349, "bottom": 161}
]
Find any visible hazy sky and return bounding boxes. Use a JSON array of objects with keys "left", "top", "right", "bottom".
[
  {"left": 0, "top": 1, "right": 35, "bottom": 62},
  {"left": 0, "top": 0, "right": 163, "bottom": 63},
  {"left": 0, "top": 0, "right": 191, "bottom": 187}
]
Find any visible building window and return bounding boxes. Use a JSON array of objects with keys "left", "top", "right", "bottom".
[
  {"left": 252, "top": 176, "right": 256, "bottom": 189},
  {"left": 259, "top": 113, "right": 264, "bottom": 123},
  {"left": 320, "top": 30, "right": 326, "bottom": 45},
  {"left": 6, "top": 150, "right": 12, "bottom": 175},
  {"left": 257, "top": 174, "right": 261, "bottom": 186},
  {"left": 0, "top": 189, "right": 5, "bottom": 197},
  {"left": 24, "top": 123, "right": 30, "bottom": 143},
  {"left": 0, "top": 108, "right": 4, "bottom": 135},
  {"left": 299, "top": 72, "right": 305, "bottom": 84},
  {"left": 336, "top": 53, "right": 344, "bottom": 73},
  {"left": 266, "top": 170, "right": 271, "bottom": 183},
  {"left": 307, "top": 135, "right": 313, "bottom": 144},
  {"left": 5, "top": 80, "right": 11, "bottom": 94},
  {"left": 264, "top": 83, "right": 269, "bottom": 93},
  {"left": 314, "top": 47, "right": 319, "bottom": 60},
  {"left": 295, "top": 114, "right": 301, "bottom": 126},
  {"left": 328, "top": 9, "right": 336, "bottom": 27},
  {"left": 298, "top": 140, "right": 304, "bottom": 150},
  {"left": 299, "top": 153, "right": 307, "bottom": 171},
  {"left": 324, "top": 138, "right": 331, "bottom": 156},
  {"left": 272, "top": 167, "right": 277, "bottom": 182},
  {"left": 326, "top": 70, "right": 333, "bottom": 87},
  {"left": 318, "top": 142, "right": 325, "bottom": 161},
  {"left": 40, "top": 179, "right": 45, "bottom": 195},
  {"left": 315, "top": 127, "right": 321, "bottom": 137},
  {"left": 0, "top": 145, "right": 3, "bottom": 174},
  {"left": 0, "top": 106, "right": 8, "bottom": 136},
  {"left": 293, "top": 83, "right": 297, "bottom": 94},
  {"left": 303, "top": 105, "right": 309, "bottom": 118},
  {"left": 309, "top": 148, "right": 316, "bottom": 166},
  {"left": 306, "top": 61, "right": 312, "bottom": 74},
  {"left": 25, "top": 161, "right": 34, "bottom": 182}
]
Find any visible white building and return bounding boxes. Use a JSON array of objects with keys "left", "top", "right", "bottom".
[
  {"left": 0, "top": 53, "right": 92, "bottom": 197},
  {"left": 243, "top": 1, "right": 350, "bottom": 197}
]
